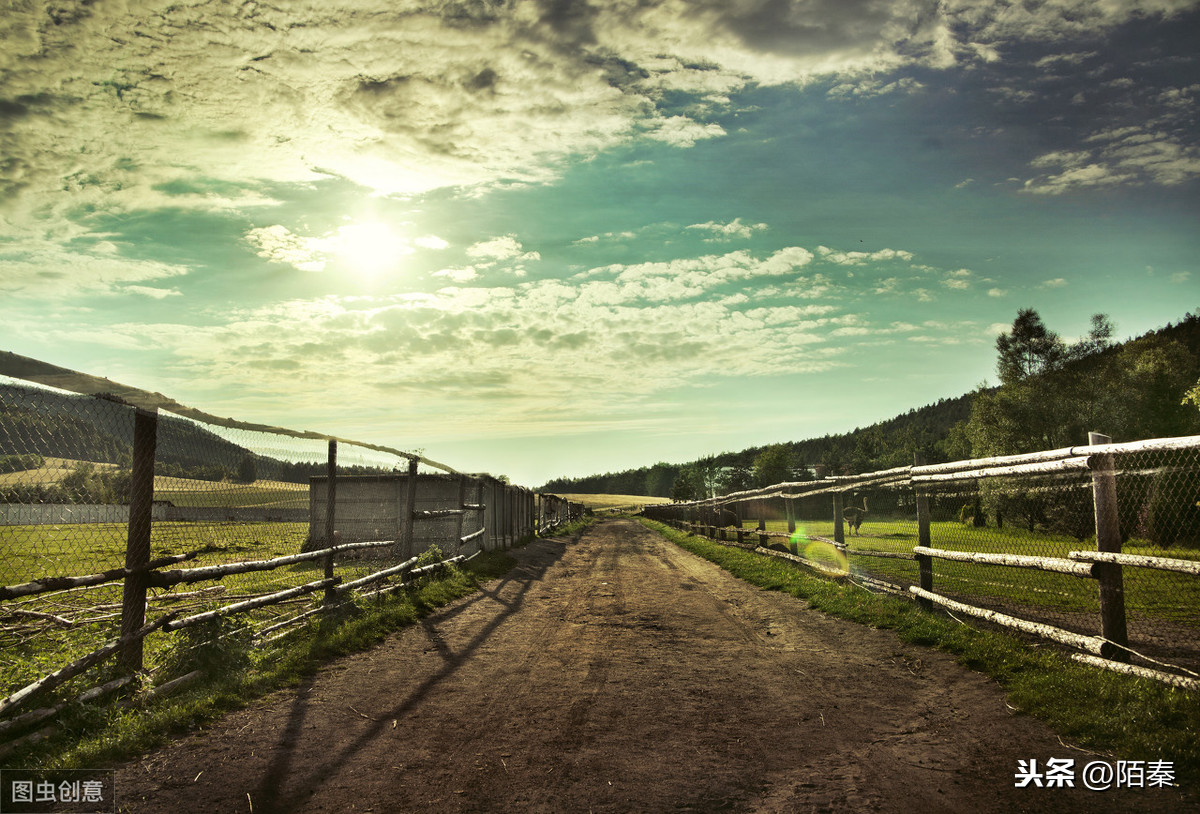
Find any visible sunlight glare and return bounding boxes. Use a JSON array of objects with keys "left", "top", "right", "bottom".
[{"left": 329, "top": 221, "right": 413, "bottom": 278}]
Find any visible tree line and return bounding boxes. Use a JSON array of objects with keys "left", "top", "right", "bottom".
[{"left": 541, "top": 310, "right": 1200, "bottom": 504}]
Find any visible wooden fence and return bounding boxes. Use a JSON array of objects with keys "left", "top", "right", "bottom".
[
  {"left": 643, "top": 433, "right": 1200, "bottom": 690},
  {"left": 0, "top": 407, "right": 584, "bottom": 756}
]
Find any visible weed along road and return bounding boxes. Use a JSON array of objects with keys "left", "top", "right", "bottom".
[{"left": 115, "top": 519, "right": 1186, "bottom": 813}]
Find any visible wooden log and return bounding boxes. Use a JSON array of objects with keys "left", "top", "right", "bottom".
[
  {"left": 414, "top": 508, "right": 467, "bottom": 519},
  {"left": 911, "top": 546, "right": 1096, "bottom": 577},
  {"left": 845, "top": 548, "right": 917, "bottom": 561},
  {"left": 0, "top": 725, "right": 56, "bottom": 761},
  {"left": 0, "top": 612, "right": 176, "bottom": 718},
  {"left": 148, "top": 544, "right": 388, "bottom": 588},
  {"left": 1070, "top": 653, "right": 1200, "bottom": 691},
  {"left": 152, "top": 541, "right": 390, "bottom": 588},
  {"left": 0, "top": 552, "right": 196, "bottom": 601},
  {"left": 755, "top": 546, "right": 848, "bottom": 578},
  {"left": 162, "top": 579, "right": 338, "bottom": 632},
  {"left": 139, "top": 669, "right": 203, "bottom": 702},
  {"left": 460, "top": 526, "right": 486, "bottom": 545},
  {"left": 911, "top": 456, "right": 1090, "bottom": 484},
  {"left": 908, "top": 587, "right": 1112, "bottom": 656},
  {"left": 332, "top": 556, "right": 420, "bottom": 595},
  {"left": 1068, "top": 550, "right": 1200, "bottom": 575}
]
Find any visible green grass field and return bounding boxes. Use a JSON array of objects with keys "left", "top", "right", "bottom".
[
  {"left": 0, "top": 520, "right": 410, "bottom": 699},
  {"left": 703, "top": 516, "right": 1200, "bottom": 636}
]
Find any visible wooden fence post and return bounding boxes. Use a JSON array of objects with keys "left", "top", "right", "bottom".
[
  {"left": 833, "top": 492, "right": 845, "bottom": 545},
  {"left": 1089, "top": 432, "right": 1129, "bottom": 661},
  {"left": 120, "top": 407, "right": 158, "bottom": 673},
  {"left": 914, "top": 452, "right": 933, "bottom": 612},
  {"left": 401, "top": 459, "right": 419, "bottom": 559},
  {"left": 757, "top": 517, "right": 767, "bottom": 548},
  {"left": 323, "top": 440, "right": 337, "bottom": 604},
  {"left": 786, "top": 498, "right": 796, "bottom": 536},
  {"left": 455, "top": 475, "right": 468, "bottom": 556}
]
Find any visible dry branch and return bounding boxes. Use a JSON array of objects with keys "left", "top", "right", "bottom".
[
  {"left": 908, "top": 587, "right": 1110, "bottom": 656},
  {"left": 162, "top": 579, "right": 338, "bottom": 632},
  {"left": 0, "top": 675, "right": 135, "bottom": 739},
  {"left": 0, "top": 612, "right": 176, "bottom": 718},
  {"left": 912, "top": 546, "right": 1096, "bottom": 577},
  {"left": 332, "top": 556, "right": 419, "bottom": 595}
]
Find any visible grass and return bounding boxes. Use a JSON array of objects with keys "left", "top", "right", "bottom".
[
  {"left": 638, "top": 517, "right": 1200, "bottom": 786},
  {"left": 2, "top": 546, "right": 520, "bottom": 772},
  {"left": 736, "top": 518, "right": 1200, "bottom": 629}
]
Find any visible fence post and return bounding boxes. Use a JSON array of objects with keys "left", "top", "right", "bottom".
[
  {"left": 323, "top": 440, "right": 337, "bottom": 604},
  {"left": 735, "top": 501, "right": 745, "bottom": 545},
  {"left": 914, "top": 452, "right": 933, "bottom": 612},
  {"left": 455, "top": 475, "right": 468, "bottom": 556},
  {"left": 120, "top": 407, "right": 158, "bottom": 674},
  {"left": 401, "top": 458, "right": 419, "bottom": 558},
  {"left": 1089, "top": 432, "right": 1129, "bottom": 662},
  {"left": 786, "top": 498, "right": 795, "bottom": 535},
  {"left": 833, "top": 491, "right": 845, "bottom": 545}
]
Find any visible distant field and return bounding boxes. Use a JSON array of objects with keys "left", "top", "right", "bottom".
[
  {"left": 550, "top": 493, "right": 672, "bottom": 512},
  {"left": 0, "top": 456, "right": 309, "bottom": 508},
  {"left": 154, "top": 477, "right": 308, "bottom": 508},
  {"left": 0, "top": 457, "right": 119, "bottom": 486}
]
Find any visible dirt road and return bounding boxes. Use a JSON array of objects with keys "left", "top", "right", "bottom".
[{"left": 115, "top": 519, "right": 1188, "bottom": 812}]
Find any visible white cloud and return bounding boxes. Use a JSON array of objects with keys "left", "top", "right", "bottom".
[
  {"left": 1041, "top": 278, "right": 1069, "bottom": 288},
  {"left": 640, "top": 116, "right": 726, "bottom": 147},
  {"left": 244, "top": 225, "right": 328, "bottom": 272},
  {"left": 686, "top": 218, "right": 768, "bottom": 241},
  {"left": 815, "top": 246, "right": 916, "bottom": 265}
]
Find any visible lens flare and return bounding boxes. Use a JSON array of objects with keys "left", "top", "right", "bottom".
[
  {"left": 803, "top": 540, "right": 850, "bottom": 577},
  {"left": 789, "top": 525, "right": 809, "bottom": 554}
]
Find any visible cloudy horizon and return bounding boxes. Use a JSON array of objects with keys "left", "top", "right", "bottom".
[{"left": 3, "top": 0, "right": 1198, "bottom": 485}]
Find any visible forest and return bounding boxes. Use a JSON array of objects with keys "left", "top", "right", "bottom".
[{"left": 541, "top": 310, "right": 1200, "bottom": 500}]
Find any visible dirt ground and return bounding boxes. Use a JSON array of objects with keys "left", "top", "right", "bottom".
[{"left": 113, "top": 519, "right": 1191, "bottom": 813}]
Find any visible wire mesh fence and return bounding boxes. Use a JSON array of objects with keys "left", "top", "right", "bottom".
[
  {"left": 645, "top": 437, "right": 1200, "bottom": 683},
  {"left": 0, "top": 371, "right": 581, "bottom": 730}
]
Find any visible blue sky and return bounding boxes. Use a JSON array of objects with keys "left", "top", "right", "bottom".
[{"left": 2, "top": 0, "right": 1198, "bottom": 485}]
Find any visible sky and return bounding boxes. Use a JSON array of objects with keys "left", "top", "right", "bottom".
[{"left": 2, "top": 0, "right": 1199, "bottom": 487}]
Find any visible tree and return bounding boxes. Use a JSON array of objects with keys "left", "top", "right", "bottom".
[
  {"left": 236, "top": 454, "right": 258, "bottom": 484},
  {"left": 752, "top": 444, "right": 792, "bottom": 487},
  {"left": 995, "top": 308, "right": 1065, "bottom": 385},
  {"left": 670, "top": 468, "right": 701, "bottom": 502}
]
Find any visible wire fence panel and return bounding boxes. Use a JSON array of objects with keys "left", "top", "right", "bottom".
[
  {"left": 0, "top": 379, "right": 141, "bottom": 698},
  {"left": 0, "top": 367, "right": 583, "bottom": 717},
  {"left": 645, "top": 436, "right": 1200, "bottom": 681}
]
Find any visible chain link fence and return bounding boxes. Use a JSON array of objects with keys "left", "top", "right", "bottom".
[
  {"left": 0, "top": 370, "right": 577, "bottom": 732},
  {"left": 646, "top": 437, "right": 1200, "bottom": 683}
]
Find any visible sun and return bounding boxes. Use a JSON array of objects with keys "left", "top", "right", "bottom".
[{"left": 329, "top": 221, "right": 413, "bottom": 278}]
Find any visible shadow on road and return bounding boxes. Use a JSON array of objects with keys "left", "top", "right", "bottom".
[{"left": 252, "top": 535, "right": 570, "bottom": 813}]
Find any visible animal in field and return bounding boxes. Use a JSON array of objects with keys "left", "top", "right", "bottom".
[{"left": 843, "top": 496, "right": 868, "bottom": 535}]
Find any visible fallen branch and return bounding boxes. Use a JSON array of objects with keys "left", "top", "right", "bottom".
[
  {"left": 162, "top": 579, "right": 338, "bottom": 631},
  {"left": 0, "top": 613, "right": 176, "bottom": 719}
]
